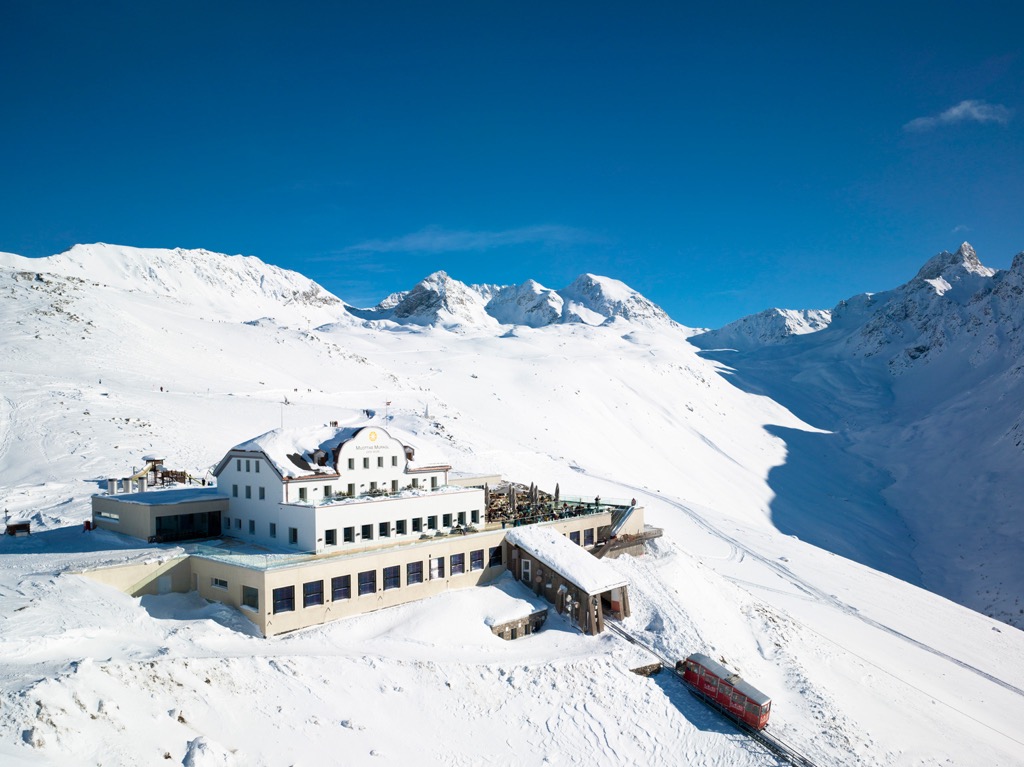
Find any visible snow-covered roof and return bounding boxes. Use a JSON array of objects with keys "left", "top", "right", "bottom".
[
  {"left": 230, "top": 424, "right": 361, "bottom": 478},
  {"left": 482, "top": 572, "right": 549, "bottom": 627},
  {"left": 99, "top": 487, "right": 227, "bottom": 505},
  {"left": 504, "top": 525, "right": 627, "bottom": 595},
  {"left": 219, "top": 423, "right": 446, "bottom": 480}
]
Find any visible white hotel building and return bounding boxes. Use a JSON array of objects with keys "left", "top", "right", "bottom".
[{"left": 210, "top": 424, "right": 481, "bottom": 553}]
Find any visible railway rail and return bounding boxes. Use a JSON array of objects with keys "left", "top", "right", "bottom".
[{"left": 607, "top": 623, "right": 819, "bottom": 767}]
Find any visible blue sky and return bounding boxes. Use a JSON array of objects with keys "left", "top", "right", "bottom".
[{"left": 2, "top": 1, "right": 1022, "bottom": 327}]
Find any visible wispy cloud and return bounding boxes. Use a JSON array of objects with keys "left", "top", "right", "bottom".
[
  {"left": 343, "top": 225, "right": 598, "bottom": 254},
  {"left": 903, "top": 99, "right": 1012, "bottom": 132},
  {"left": 951, "top": 224, "right": 971, "bottom": 234}
]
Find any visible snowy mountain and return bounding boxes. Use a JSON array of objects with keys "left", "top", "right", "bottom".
[
  {"left": 692, "top": 307, "right": 832, "bottom": 350},
  {"left": 347, "top": 270, "right": 674, "bottom": 329},
  {"left": 694, "top": 242, "right": 1024, "bottom": 629},
  {"left": 1, "top": 242, "right": 1022, "bottom": 767}
]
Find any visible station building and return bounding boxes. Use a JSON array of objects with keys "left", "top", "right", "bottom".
[{"left": 88, "top": 423, "right": 650, "bottom": 637}]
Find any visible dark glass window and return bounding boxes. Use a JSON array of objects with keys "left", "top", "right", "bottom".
[
  {"left": 470, "top": 549, "right": 484, "bottom": 571},
  {"left": 584, "top": 528, "right": 594, "bottom": 547},
  {"left": 358, "top": 570, "right": 376, "bottom": 596},
  {"left": 407, "top": 561, "right": 423, "bottom": 585},
  {"left": 569, "top": 530, "right": 581, "bottom": 545},
  {"left": 325, "top": 529, "right": 336, "bottom": 545},
  {"left": 242, "top": 586, "right": 258, "bottom": 610},
  {"left": 331, "top": 575, "right": 351, "bottom": 600},
  {"left": 383, "top": 565, "right": 401, "bottom": 590},
  {"left": 429, "top": 557, "right": 444, "bottom": 580},
  {"left": 272, "top": 586, "right": 295, "bottom": 613},
  {"left": 303, "top": 580, "right": 324, "bottom": 607},
  {"left": 343, "top": 526, "right": 355, "bottom": 543},
  {"left": 451, "top": 553, "right": 465, "bottom": 575},
  {"left": 379, "top": 521, "right": 390, "bottom": 538},
  {"left": 488, "top": 546, "right": 503, "bottom": 567}
]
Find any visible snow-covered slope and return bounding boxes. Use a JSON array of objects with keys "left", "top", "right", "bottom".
[
  {"left": 694, "top": 243, "right": 1024, "bottom": 629},
  {"left": 0, "top": 242, "right": 1022, "bottom": 767},
  {"left": 692, "top": 307, "right": 832, "bottom": 350}
]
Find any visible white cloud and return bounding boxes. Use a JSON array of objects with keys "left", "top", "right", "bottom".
[
  {"left": 343, "top": 225, "right": 597, "bottom": 254},
  {"left": 903, "top": 99, "right": 1012, "bottom": 132},
  {"left": 951, "top": 224, "right": 971, "bottom": 234}
]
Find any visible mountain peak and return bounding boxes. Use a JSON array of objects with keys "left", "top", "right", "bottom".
[{"left": 914, "top": 241, "right": 993, "bottom": 283}]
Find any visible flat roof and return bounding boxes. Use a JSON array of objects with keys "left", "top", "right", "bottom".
[
  {"left": 504, "top": 524, "right": 628, "bottom": 595},
  {"left": 95, "top": 487, "right": 228, "bottom": 506}
]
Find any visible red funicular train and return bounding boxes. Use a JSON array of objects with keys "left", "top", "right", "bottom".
[{"left": 676, "top": 653, "right": 772, "bottom": 730}]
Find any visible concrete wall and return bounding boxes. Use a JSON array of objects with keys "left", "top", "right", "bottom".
[
  {"left": 78, "top": 555, "right": 192, "bottom": 597},
  {"left": 91, "top": 494, "right": 228, "bottom": 541}
]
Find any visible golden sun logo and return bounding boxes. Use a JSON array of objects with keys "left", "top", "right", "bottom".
[{"left": 368, "top": 431, "right": 378, "bottom": 442}]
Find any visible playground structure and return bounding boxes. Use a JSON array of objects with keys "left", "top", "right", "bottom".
[{"left": 106, "top": 455, "right": 197, "bottom": 495}]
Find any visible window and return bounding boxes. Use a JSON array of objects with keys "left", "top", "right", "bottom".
[
  {"left": 443, "top": 513, "right": 453, "bottom": 528},
  {"left": 245, "top": 486, "right": 251, "bottom": 499},
  {"left": 343, "top": 526, "right": 355, "bottom": 543},
  {"left": 395, "top": 519, "right": 407, "bottom": 535},
  {"left": 248, "top": 519, "right": 255, "bottom": 534},
  {"left": 407, "top": 561, "right": 423, "bottom": 585},
  {"left": 242, "top": 586, "right": 258, "bottom": 610},
  {"left": 347, "top": 458, "right": 354, "bottom": 470},
  {"left": 451, "top": 553, "right": 465, "bottom": 575},
  {"left": 383, "top": 565, "right": 401, "bottom": 591},
  {"left": 236, "top": 459, "right": 241, "bottom": 471},
  {"left": 570, "top": 530, "right": 581, "bottom": 545},
  {"left": 324, "top": 484, "right": 332, "bottom": 498},
  {"left": 584, "top": 528, "right": 594, "bottom": 547},
  {"left": 412, "top": 478, "right": 420, "bottom": 488},
  {"left": 245, "top": 459, "right": 251, "bottom": 472},
  {"left": 379, "top": 521, "right": 390, "bottom": 538},
  {"left": 412, "top": 518, "right": 423, "bottom": 533},
  {"left": 488, "top": 546, "right": 503, "bottom": 567},
  {"left": 363, "top": 457, "right": 369, "bottom": 469},
  {"left": 358, "top": 570, "right": 376, "bottom": 596},
  {"left": 331, "top": 575, "right": 351, "bottom": 600},
  {"left": 232, "top": 484, "right": 238, "bottom": 497},
  {"left": 325, "top": 529, "right": 336, "bottom": 546},
  {"left": 427, "top": 515, "right": 437, "bottom": 531},
  {"left": 303, "top": 580, "right": 324, "bottom": 607},
  {"left": 391, "top": 456, "right": 398, "bottom": 467},
  {"left": 391, "top": 479, "right": 398, "bottom": 493},
  {"left": 370, "top": 481, "right": 378, "bottom": 492},
  {"left": 361, "top": 523, "right": 373, "bottom": 540},
  {"left": 347, "top": 483, "right": 355, "bottom": 496},
  {"left": 457, "top": 511, "right": 466, "bottom": 526},
  {"left": 298, "top": 487, "right": 307, "bottom": 502},
  {"left": 270, "top": 522, "right": 277, "bottom": 538},
  {"left": 224, "top": 516, "right": 231, "bottom": 528},
  {"left": 211, "top": 577, "right": 228, "bottom": 590},
  {"left": 235, "top": 518, "right": 241, "bottom": 529},
  {"left": 272, "top": 586, "right": 295, "bottom": 613},
  {"left": 288, "top": 527, "right": 298, "bottom": 545},
  {"left": 377, "top": 456, "right": 384, "bottom": 468},
  {"left": 521, "top": 559, "right": 531, "bottom": 582},
  {"left": 470, "top": 549, "right": 484, "bottom": 571},
  {"left": 471, "top": 509, "right": 480, "bottom": 525},
  {"left": 255, "top": 461, "right": 260, "bottom": 473},
  {"left": 431, "top": 476, "right": 438, "bottom": 489},
  {"left": 258, "top": 486, "right": 265, "bottom": 500},
  {"left": 429, "top": 557, "right": 445, "bottom": 580}
]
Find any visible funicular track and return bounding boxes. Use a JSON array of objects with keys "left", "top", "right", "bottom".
[{"left": 607, "top": 623, "right": 818, "bottom": 767}]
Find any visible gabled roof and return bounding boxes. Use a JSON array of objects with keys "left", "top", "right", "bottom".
[
  {"left": 211, "top": 423, "right": 447, "bottom": 481},
  {"left": 505, "top": 525, "right": 628, "bottom": 595}
]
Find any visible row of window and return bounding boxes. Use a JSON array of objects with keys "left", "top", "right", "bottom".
[
  {"left": 323, "top": 509, "right": 481, "bottom": 546},
  {"left": 269, "top": 547, "right": 503, "bottom": 614},
  {"left": 231, "top": 485, "right": 266, "bottom": 500},
  {"left": 344, "top": 455, "right": 399, "bottom": 470},
  {"left": 236, "top": 458, "right": 262, "bottom": 474}
]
